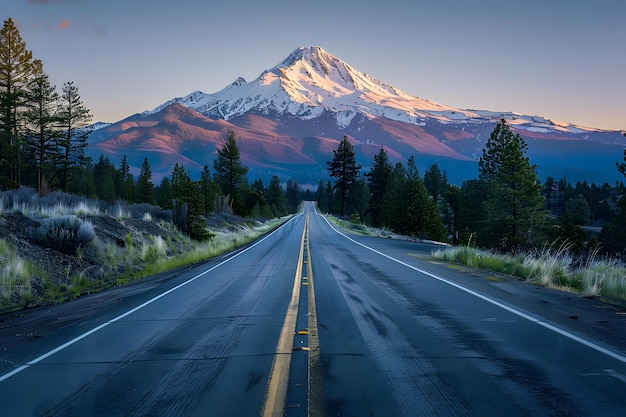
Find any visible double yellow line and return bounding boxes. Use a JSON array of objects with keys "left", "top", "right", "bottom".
[{"left": 262, "top": 213, "right": 324, "bottom": 417}]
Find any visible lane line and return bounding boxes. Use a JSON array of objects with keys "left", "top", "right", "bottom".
[
  {"left": 305, "top": 213, "right": 325, "bottom": 417},
  {"left": 0, "top": 215, "right": 302, "bottom": 384},
  {"left": 262, "top": 213, "right": 307, "bottom": 417},
  {"left": 316, "top": 212, "right": 626, "bottom": 365}
]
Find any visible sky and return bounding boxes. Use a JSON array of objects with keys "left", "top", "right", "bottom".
[{"left": 3, "top": 0, "right": 626, "bottom": 131}]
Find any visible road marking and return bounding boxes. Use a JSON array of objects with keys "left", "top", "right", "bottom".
[
  {"left": 317, "top": 212, "right": 626, "bottom": 365},
  {"left": 0, "top": 215, "right": 302, "bottom": 384},
  {"left": 306, "top": 213, "right": 325, "bottom": 417},
  {"left": 262, "top": 213, "right": 307, "bottom": 417}
]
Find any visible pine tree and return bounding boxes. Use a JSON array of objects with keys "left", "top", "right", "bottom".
[
  {"left": 118, "top": 155, "right": 134, "bottom": 202},
  {"left": 57, "top": 81, "right": 92, "bottom": 191},
  {"left": 327, "top": 135, "right": 361, "bottom": 216},
  {"left": 404, "top": 157, "right": 446, "bottom": 240},
  {"left": 315, "top": 179, "right": 327, "bottom": 213},
  {"left": 366, "top": 146, "right": 392, "bottom": 226},
  {"left": 199, "top": 164, "right": 217, "bottom": 216},
  {"left": 380, "top": 162, "right": 406, "bottom": 232},
  {"left": 23, "top": 60, "right": 60, "bottom": 192},
  {"left": 324, "top": 181, "right": 334, "bottom": 214},
  {"left": 0, "top": 18, "right": 37, "bottom": 186},
  {"left": 156, "top": 176, "right": 172, "bottom": 209},
  {"left": 135, "top": 157, "right": 154, "bottom": 204},
  {"left": 94, "top": 155, "right": 116, "bottom": 203},
  {"left": 285, "top": 180, "right": 301, "bottom": 213},
  {"left": 424, "top": 163, "right": 447, "bottom": 204},
  {"left": 213, "top": 131, "right": 248, "bottom": 213},
  {"left": 266, "top": 175, "right": 287, "bottom": 216},
  {"left": 477, "top": 119, "right": 546, "bottom": 250}
]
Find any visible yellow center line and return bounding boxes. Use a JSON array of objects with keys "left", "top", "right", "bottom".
[
  {"left": 262, "top": 211, "right": 324, "bottom": 416},
  {"left": 306, "top": 214, "right": 325, "bottom": 416},
  {"left": 262, "top": 213, "right": 307, "bottom": 417}
]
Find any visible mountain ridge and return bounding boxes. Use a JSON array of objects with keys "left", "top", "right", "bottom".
[{"left": 88, "top": 46, "right": 626, "bottom": 185}]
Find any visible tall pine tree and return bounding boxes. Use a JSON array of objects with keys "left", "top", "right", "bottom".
[
  {"left": 0, "top": 18, "right": 37, "bottom": 186},
  {"left": 24, "top": 60, "right": 60, "bottom": 193},
  {"left": 327, "top": 135, "right": 361, "bottom": 216},
  {"left": 57, "top": 81, "right": 91, "bottom": 192},
  {"left": 477, "top": 119, "right": 545, "bottom": 250},
  {"left": 213, "top": 131, "right": 248, "bottom": 213},
  {"left": 135, "top": 157, "right": 154, "bottom": 204},
  {"left": 366, "top": 146, "right": 392, "bottom": 227}
]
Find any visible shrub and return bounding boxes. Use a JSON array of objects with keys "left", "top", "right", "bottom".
[{"left": 28, "top": 215, "right": 96, "bottom": 255}]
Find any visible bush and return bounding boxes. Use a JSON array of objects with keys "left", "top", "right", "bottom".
[{"left": 28, "top": 215, "right": 96, "bottom": 255}]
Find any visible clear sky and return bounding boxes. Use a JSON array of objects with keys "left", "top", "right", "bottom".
[{"left": 3, "top": 0, "right": 625, "bottom": 131}]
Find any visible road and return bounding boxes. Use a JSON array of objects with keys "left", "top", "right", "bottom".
[{"left": 1, "top": 201, "right": 626, "bottom": 416}]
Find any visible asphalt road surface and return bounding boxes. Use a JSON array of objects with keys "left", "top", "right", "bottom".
[{"left": 1, "top": 201, "right": 626, "bottom": 416}]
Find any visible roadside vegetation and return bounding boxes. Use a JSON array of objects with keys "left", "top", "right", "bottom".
[
  {"left": 431, "top": 243, "right": 626, "bottom": 303},
  {"left": 0, "top": 187, "right": 292, "bottom": 313}
]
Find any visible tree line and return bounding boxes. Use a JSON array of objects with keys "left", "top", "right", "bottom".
[
  {"left": 5, "top": 17, "right": 626, "bottom": 257},
  {"left": 0, "top": 18, "right": 92, "bottom": 193},
  {"left": 322, "top": 123, "right": 626, "bottom": 259},
  {"left": 0, "top": 18, "right": 303, "bottom": 240},
  {"left": 83, "top": 132, "right": 303, "bottom": 240}
]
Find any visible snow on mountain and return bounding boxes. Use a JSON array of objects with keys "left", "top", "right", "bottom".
[{"left": 145, "top": 46, "right": 599, "bottom": 135}]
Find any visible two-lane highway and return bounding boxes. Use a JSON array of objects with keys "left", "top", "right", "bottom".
[{"left": 1, "top": 201, "right": 626, "bottom": 416}]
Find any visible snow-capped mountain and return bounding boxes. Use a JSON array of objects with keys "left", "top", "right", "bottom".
[
  {"left": 146, "top": 46, "right": 595, "bottom": 135},
  {"left": 90, "top": 46, "right": 626, "bottom": 185}
]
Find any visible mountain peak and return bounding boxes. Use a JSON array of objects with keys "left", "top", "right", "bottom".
[
  {"left": 278, "top": 45, "right": 335, "bottom": 70},
  {"left": 144, "top": 46, "right": 600, "bottom": 134}
]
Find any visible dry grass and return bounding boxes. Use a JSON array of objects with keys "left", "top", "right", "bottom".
[{"left": 432, "top": 244, "right": 626, "bottom": 301}]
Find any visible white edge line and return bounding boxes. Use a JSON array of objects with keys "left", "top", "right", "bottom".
[
  {"left": 0, "top": 214, "right": 302, "bottom": 383},
  {"left": 317, "top": 212, "right": 626, "bottom": 365}
]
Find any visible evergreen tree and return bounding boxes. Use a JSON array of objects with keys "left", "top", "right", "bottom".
[
  {"left": 456, "top": 179, "right": 489, "bottom": 245},
  {"left": 69, "top": 159, "right": 95, "bottom": 197},
  {"left": 213, "top": 131, "right": 248, "bottom": 196},
  {"left": 265, "top": 175, "right": 287, "bottom": 217},
  {"left": 118, "top": 155, "right": 134, "bottom": 202},
  {"left": 403, "top": 157, "right": 446, "bottom": 240},
  {"left": 135, "top": 157, "right": 154, "bottom": 204},
  {"left": 327, "top": 135, "right": 361, "bottom": 216},
  {"left": 57, "top": 81, "right": 92, "bottom": 191},
  {"left": 345, "top": 177, "right": 369, "bottom": 223},
  {"left": 423, "top": 163, "right": 447, "bottom": 204},
  {"left": 0, "top": 18, "right": 37, "bottom": 186},
  {"left": 366, "top": 146, "right": 392, "bottom": 226},
  {"left": 324, "top": 181, "right": 335, "bottom": 214},
  {"left": 315, "top": 179, "right": 325, "bottom": 212},
  {"left": 93, "top": 155, "right": 116, "bottom": 203},
  {"left": 213, "top": 131, "right": 248, "bottom": 213},
  {"left": 380, "top": 162, "right": 406, "bottom": 232},
  {"left": 156, "top": 176, "right": 172, "bottom": 209},
  {"left": 443, "top": 184, "right": 461, "bottom": 244},
  {"left": 285, "top": 180, "right": 301, "bottom": 213},
  {"left": 477, "top": 119, "right": 546, "bottom": 250},
  {"left": 24, "top": 60, "right": 60, "bottom": 192},
  {"left": 600, "top": 148, "right": 626, "bottom": 256},
  {"left": 199, "top": 164, "right": 217, "bottom": 216}
]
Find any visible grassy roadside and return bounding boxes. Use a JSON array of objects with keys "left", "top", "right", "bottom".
[
  {"left": 118, "top": 216, "right": 290, "bottom": 284},
  {"left": 327, "top": 214, "right": 626, "bottom": 304},
  {"left": 431, "top": 245, "right": 626, "bottom": 304},
  {"left": 0, "top": 188, "right": 293, "bottom": 313}
]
